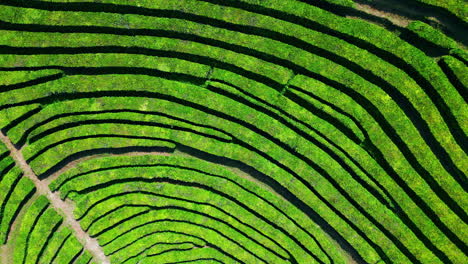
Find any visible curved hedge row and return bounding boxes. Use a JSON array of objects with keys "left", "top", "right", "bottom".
[
  {"left": 0, "top": 0, "right": 466, "bottom": 263},
  {"left": 51, "top": 154, "right": 343, "bottom": 263}
]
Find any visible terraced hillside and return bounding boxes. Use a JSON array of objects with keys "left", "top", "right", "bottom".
[{"left": 0, "top": 0, "right": 466, "bottom": 263}]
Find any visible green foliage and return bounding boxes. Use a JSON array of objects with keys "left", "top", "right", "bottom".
[
  {"left": 12, "top": 196, "right": 50, "bottom": 264},
  {"left": 409, "top": 0, "right": 467, "bottom": 22},
  {"left": 0, "top": 0, "right": 466, "bottom": 263},
  {"left": 407, "top": 21, "right": 459, "bottom": 50},
  {"left": 52, "top": 154, "right": 344, "bottom": 264},
  {"left": 0, "top": 169, "right": 35, "bottom": 244},
  {"left": 52, "top": 235, "right": 84, "bottom": 264},
  {"left": 441, "top": 55, "right": 468, "bottom": 90}
]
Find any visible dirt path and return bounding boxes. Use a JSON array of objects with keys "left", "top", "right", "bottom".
[
  {"left": 353, "top": 0, "right": 467, "bottom": 47},
  {"left": 43, "top": 150, "right": 172, "bottom": 185},
  {"left": 0, "top": 245, "right": 8, "bottom": 264},
  {"left": 0, "top": 132, "right": 110, "bottom": 264},
  {"left": 41, "top": 147, "right": 288, "bottom": 203}
]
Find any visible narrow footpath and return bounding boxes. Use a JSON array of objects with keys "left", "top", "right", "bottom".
[{"left": 0, "top": 131, "right": 110, "bottom": 264}]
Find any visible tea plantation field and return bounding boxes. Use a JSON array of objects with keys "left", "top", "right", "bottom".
[{"left": 0, "top": 0, "right": 466, "bottom": 263}]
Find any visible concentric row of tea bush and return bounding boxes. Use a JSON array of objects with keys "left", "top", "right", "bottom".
[
  {"left": 0, "top": 0, "right": 466, "bottom": 263},
  {"left": 50, "top": 154, "right": 338, "bottom": 264}
]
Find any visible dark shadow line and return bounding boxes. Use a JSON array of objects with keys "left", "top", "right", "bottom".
[
  {"left": 437, "top": 58, "right": 468, "bottom": 104},
  {"left": 2, "top": 106, "right": 42, "bottom": 136},
  {"left": 25, "top": 89, "right": 392, "bottom": 225},
  {"left": 17, "top": 108, "right": 232, "bottom": 149},
  {"left": 191, "top": 0, "right": 467, "bottom": 154},
  {"left": 25, "top": 87, "right": 386, "bottom": 262},
  {"left": 350, "top": 0, "right": 468, "bottom": 45},
  {"left": 0, "top": 171, "right": 24, "bottom": 240},
  {"left": 49, "top": 233, "right": 72, "bottom": 264},
  {"left": 80, "top": 188, "right": 294, "bottom": 263},
  {"left": 0, "top": 162, "right": 16, "bottom": 182},
  {"left": 451, "top": 53, "right": 468, "bottom": 66},
  {"left": 0, "top": 151, "right": 10, "bottom": 162},
  {"left": 3, "top": 82, "right": 464, "bottom": 260},
  {"left": 1, "top": 15, "right": 465, "bottom": 162},
  {"left": 205, "top": 84, "right": 395, "bottom": 212},
  {"left": 107, "top": 228, "right": 205, "bottom": 256},
  {"left": 1, "top": 0, "right": 465, "bottom": 166},
  {"left": 74, "top": 182, "right": 305, "bottom": 263},
  {"left": 61, "top": 162, "right": 329, "bottom": 263},
  {"left": 162, "top": 257, "right": 224, "bottom": 264},
  {"left": 121, "top": 242, "right": 198, "bottom": 264},
  {"left": 27, "top": 134, "right": 172, "bottom": 163},
  {"left": 146, "top": 247, "right": 194, "bottom": 257},
  {"left": 1, "top": 42, "right": 465, "bottom": 198},
  {"left": 2, "top": 62, "right": 464, "bottom": 229},
  {"left": 81, "top": 155, "right": 374, "bottom": 264},
  {"left": 101, "top": 216, "right": 247, "bottom": 264},
  {"left": 86, "top": 205, "right": 150, "bottom": 233},
  {"left": 22, "top": 202, "right": 50, "bottom": 264},
  {"left": 28, "top": 119, "right": 230, "bottom": 146},
  {"left": 116, "top": 225, "right": 238, "bottom": 264},
  {"left": 37, "top": 145, "right": 175, "bottom": 180},
  {"left": 69, "top": 248, "right": 85, "bottom": 264},
  {"left": 1, "top": 183, "right": 36, "bottom": 244},
  {"left": 1, "top": 38, "right": 466, "bottom": 195}
]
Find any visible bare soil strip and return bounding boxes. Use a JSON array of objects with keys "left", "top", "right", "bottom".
[
  {"left": 0, "top": 132, "right": 110, "bottom": 264},
  {"left": 354, "top": 2, "right": 411, "bottom": 27},
  {"left": 0, "top": 245, "right": 8, "bottom": 264},
  {"left": 41, "top": 147, "right": 287, "bottom": 202}
]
